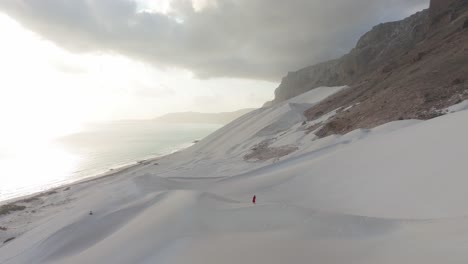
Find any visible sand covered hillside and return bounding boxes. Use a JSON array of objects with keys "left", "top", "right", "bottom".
[{"left": 1, "top": 87, "right": 468, "bottom": 263}]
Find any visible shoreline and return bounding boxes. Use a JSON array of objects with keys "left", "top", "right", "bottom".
[
  {"left": 0, "top": 160, "right": 142, "bottom": 207},
  {"left": 0, "top": 143, "right": 191, "bottom": 206},
  {"left": 0, "top": 141, "right": 196, "bottom": 247}
]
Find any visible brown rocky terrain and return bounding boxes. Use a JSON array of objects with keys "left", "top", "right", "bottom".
[
  {"left": 243, "top": 139, "right": 298, "bottom": 162},
  {"left": 269, "top": 0, "right": 468, "bottom": 137}
]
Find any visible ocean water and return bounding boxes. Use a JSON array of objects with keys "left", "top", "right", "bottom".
[{"left": 0, "top": 121, "right": 222, "bottom": 201}]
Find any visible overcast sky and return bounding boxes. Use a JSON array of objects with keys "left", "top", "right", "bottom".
[
  {"left": 1, "top": 0, "right": 429, "bottom": 80},
  {"left": 0, "top": 0, "right": 428, "bottom": 138}
]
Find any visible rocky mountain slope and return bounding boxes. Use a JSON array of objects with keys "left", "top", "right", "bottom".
[{"left": 270, "top": 0, "right": 468, "bottom": 136}]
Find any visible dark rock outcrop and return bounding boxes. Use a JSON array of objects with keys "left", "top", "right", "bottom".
[{"left": 430, "top": 0, "right": 460, "bottom": 21}]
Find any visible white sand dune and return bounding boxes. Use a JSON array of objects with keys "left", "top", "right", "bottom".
[{"left": 1, "top": 87, "right": 468, "bottom": 263}]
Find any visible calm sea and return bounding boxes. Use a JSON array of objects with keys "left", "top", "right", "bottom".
[{"left": 0, "top": 121, "right": 221, "bottom": 201}]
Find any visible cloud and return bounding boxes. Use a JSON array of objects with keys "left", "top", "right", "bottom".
[
  {"left": 130, "top": 83, "right": 176, "bottom": 98},
  {"left": 0, "top": 0, "right": 429, "bottom": 81}
]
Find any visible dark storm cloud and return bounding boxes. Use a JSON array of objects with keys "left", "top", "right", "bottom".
[{"left": 0, "top": 0, "right": 429, "bottom": 81}]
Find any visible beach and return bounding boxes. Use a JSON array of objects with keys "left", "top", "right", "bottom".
[{"left": 0, "top": 121, "right": 222, "bottom": 202}]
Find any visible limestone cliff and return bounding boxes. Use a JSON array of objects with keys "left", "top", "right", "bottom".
[
  {"left": 269, "top": 0, "right": 468, "bottom": 137},
  {"left": 271, "top": 10, "right": 430, "bottom": 104},
  {"left": 271, "top": 0, "right": 467, "bottom": 105}
]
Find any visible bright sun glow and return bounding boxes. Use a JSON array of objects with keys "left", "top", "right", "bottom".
[
  {"left": 135, "top": 0, "right": 216, "bottom": 14},
  {"left": 0, "top": 13, "right": 274, "bottom": 133},
  {"left": 0, "top": 142, "right": 80, "bottom": 200},
  {"left": 0, "top": 11, "right": 275, "bottom": 199}
]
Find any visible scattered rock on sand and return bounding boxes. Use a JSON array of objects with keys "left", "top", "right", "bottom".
[
  {"left": 3, "top": 237, "right": 15, "bottom": 244},
  {"left": 244, "top": 139, "right": 298, "bottom": 162},
  {"left": 19, "top": 197, "right": 40, "bottom": 203},
  {"left": 0, "top": 204, "right": 26, "bottom": 216}
]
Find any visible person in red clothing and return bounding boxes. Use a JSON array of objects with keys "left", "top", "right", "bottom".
[{"left": 252, "top": 195, "right": 256, "bottom": 204}]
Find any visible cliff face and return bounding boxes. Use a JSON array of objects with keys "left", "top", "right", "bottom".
[
  {"left": 430, "top": 0, "right": 455, "bottom": 12},
  {"left": 430, "top": 0, "right": 465, "bottom": 25},
  {"left": 269, "top": 0, "right": 468, "bottom": 137},
  {"left": 272, "top": 0, "right": 468, "bottom": 105},
  {"left": 271, "top": 10, "right": 430, "bottom": 104},
  {"left": 430, "top": 0, "right": 458, "bottom": 16}
]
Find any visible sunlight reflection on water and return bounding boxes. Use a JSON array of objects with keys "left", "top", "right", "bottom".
[
  {"left": 0, "top": 141, "right": 80, "bottom": 200},
  {"left": 0, "top": 122, "right": 222, "bottom": 201}
]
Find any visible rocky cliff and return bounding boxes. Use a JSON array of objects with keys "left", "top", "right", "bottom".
[
  {"left": 271, "top": 9, "right": 430, "bottom": 104},
  {"left": 270, "top": 0, "right": 468, "bottom": 137},
  {"left": 430, "top": 0, "right": 459, "bottom": 17}
]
